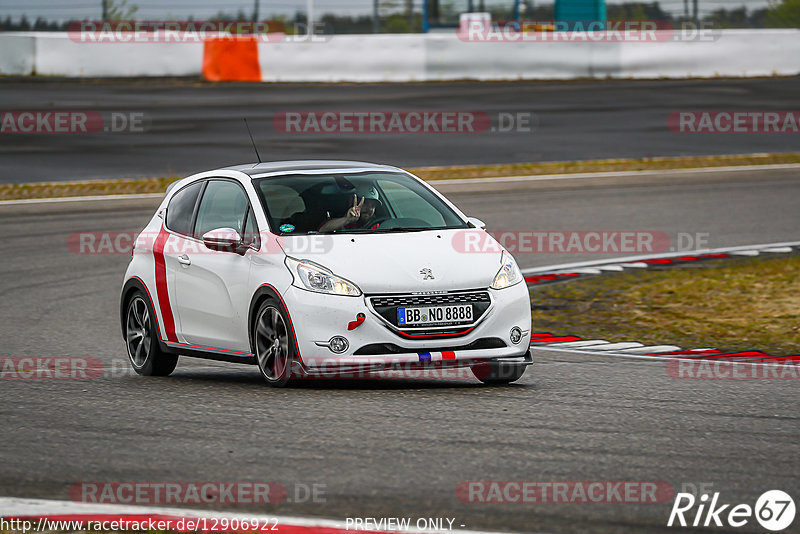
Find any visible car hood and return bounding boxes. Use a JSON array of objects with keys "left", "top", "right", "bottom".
[{"left": 279, "top": 229, "right": 504, "bottom": 293}]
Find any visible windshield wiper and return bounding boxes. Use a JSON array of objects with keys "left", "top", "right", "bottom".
[{"left": 367, "top": 227, "right": 435, "bottom": 233}]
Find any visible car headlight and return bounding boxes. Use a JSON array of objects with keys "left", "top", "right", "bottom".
[
  {"left": 285, "top": 257, "right": 362, "bottom": 296},
  {"left": 491, "top": 251, "right": 523, "bottom": 289}
]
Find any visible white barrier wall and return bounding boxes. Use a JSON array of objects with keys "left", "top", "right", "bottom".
[
  {"left": 257, "top": 28, "right": 800, "bottom": 81},
  {"left": 33, "top": 33, "right": 204, "bottom": 77},
  {"left": 258, "top": 34, "right": 426, "bottom": 82},
  {"left": 423, "top": 34, "right": 622, "bottom": 80},
  {"left": 0, "top": 33, "right": 35, "bottom": 75},
  {"left": 1, "top": 30, "right": 798, "bottom": 80},
  {"left": 619, "top": 29, "right": 800, "bottom": 78}
]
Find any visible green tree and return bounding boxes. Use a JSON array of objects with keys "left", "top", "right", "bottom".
[
  {"left": 385, "top": 15, "right": 412, "bottom": 32},
  {"left": 766, "top": 0, "right": 800, "bottom": 27},
  {"left": 105, "top": 0, "right": 138, "bottom": 21},
  {"left": 707, "top": 7, "right": 748, "bottom": 28}
]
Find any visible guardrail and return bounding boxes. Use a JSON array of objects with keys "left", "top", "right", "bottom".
[{"left": 1, "top": 30, "right": 798, "bottom": 81}]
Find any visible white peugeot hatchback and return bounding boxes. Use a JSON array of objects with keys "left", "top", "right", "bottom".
[{"left": 120, "top": 161, "right": 532, "bottom": 386}]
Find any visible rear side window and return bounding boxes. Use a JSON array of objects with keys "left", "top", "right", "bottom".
[
  {"left": 165, "top": 181, "right": 203, "bottom": 236},
  {"left": 194, "top": 180, "right": 249, "bottom": 238}
]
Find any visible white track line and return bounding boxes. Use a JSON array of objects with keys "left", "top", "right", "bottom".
[
  {"left": 729, "top": 250, "right": 760, "bottom": 256},
  {"left": 541, "top": 340, "right": 612, "bottom": 348},
  {"left": 577, "top": 342, "right": 644, "bottom": 351},
  {"left": 531, "top": 341, "right": 797, "bottom": 365},
  {"left": 0, "top": 497, "right": 510, "bottom": 534},
  {"left": 531, "top": 344, "right": 685, "bottom": 362},
  {"left": 428, "top": 162, "right": 800, "bottom": 186},
  {"left": 566, "top": 268, "right": 603, "bottom": 274},
  {"left": 618, "top": 346, "right": 683, "bottom": 354}
]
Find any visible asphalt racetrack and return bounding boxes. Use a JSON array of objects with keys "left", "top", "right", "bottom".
[
  {"left": 1, "top": 169, "right": 798, "bottom": 533},
  {"left": 2, "top": 77, "right": 800, "bottom": 183}
]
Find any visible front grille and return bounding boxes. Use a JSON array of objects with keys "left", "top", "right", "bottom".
[
  {"left": 369, "top": 290, "right": 490, "bottom": 308},
  {"left": 368, "top": 290, "right": 492, "bottom": 338}
]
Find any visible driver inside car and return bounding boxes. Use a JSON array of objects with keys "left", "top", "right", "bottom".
[{"left": 318, "top": 185, "right": 383, "bottom": 232}]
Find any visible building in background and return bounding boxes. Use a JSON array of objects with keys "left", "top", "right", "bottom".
[{"left": 555, "top": 0, "right": 607, "bottom": 28}]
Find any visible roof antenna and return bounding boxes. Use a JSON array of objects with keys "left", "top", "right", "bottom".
[{"left": 243, "top": 118, "right": 262, "bottom": 164}]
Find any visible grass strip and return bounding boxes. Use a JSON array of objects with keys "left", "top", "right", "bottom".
[{"left": 414, "top": 152, "right": 800, "bottom": 181}]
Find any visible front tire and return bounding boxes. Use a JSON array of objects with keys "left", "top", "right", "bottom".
[
  {"left": 125, "top": 292, "right": 179, "bottom": 376},
  {"left": 471, "top": 360, "right": 527, "bottom": 385},
  {"left": 253, "top": 299, "right": 296, "bottom": 387}
]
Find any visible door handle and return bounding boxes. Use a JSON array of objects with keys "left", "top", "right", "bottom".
[{"left": 177, "top": 254, "right": 191, "bottom": 266}]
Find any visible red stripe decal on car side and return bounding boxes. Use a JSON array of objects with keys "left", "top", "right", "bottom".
[{"left": 153, "top": 226, "right": 178, "bottom": 342}]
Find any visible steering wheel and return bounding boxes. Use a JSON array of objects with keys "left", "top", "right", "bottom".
[{"left": 368, "top": 217, "right": 391, "bottom": 228}]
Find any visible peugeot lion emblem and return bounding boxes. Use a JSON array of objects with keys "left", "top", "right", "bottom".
[{"left": 420, "top": 268, "right": 435, "bottom": 280}]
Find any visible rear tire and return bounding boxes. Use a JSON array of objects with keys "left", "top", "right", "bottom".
[
  {"left": 253, "top": 299, "right": 296, "bottom": 387},
  {"left": 124, "top": 291, "right": 179, "bottom": 376},
  {"left": 471, "top": 360, "right": 527, "bottom": 385}
]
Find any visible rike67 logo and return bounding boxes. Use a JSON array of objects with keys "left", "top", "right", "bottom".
[{"left": 668, "top": 490, "right": 795, "bottom": 531}]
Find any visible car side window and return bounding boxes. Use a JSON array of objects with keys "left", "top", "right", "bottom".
[
  {"left": 165, "top": 181, "right": 204, "bottom": 236},
  {"left": 194, "top": 180, "right": 249, "bottom": 239}
]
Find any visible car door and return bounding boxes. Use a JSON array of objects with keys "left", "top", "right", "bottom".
[{"left": 172, "top": 179, "right": 257, "bottom": 352}]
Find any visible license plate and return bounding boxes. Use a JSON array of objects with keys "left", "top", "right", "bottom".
[{"left": 398, "top": 305, "right": 473, "bottom": 326}]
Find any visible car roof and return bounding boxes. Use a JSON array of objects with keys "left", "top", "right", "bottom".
[{"left": 225, "top": 160, "right": 402, "bottom": 177}]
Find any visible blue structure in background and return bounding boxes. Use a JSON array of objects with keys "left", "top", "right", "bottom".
[
  {"left": 554, "top": 0, "right": 607, "bottom": 30},
  {"left": 422, "top": 0, "right": 606, "bottom": 33}
]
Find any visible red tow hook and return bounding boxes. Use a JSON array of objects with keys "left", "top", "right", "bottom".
[{"left": 347, "top": 313, "right": 366, "bottom": 331}]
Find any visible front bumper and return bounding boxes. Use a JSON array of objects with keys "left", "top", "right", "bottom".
[
  {"left": 304, "top": 349, "right": 533, "bottom": 377},
  {"left": 283, "top": 282, "right": 532, "bottom": 371}
]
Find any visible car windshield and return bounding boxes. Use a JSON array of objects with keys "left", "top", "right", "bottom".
[{"left": 253, "top": 171, "right": 469, "bottom": 234}]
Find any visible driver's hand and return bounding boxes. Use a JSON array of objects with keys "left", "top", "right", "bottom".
[{"left": 345, "top": 195, "right": 364, "bottom": 223}]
